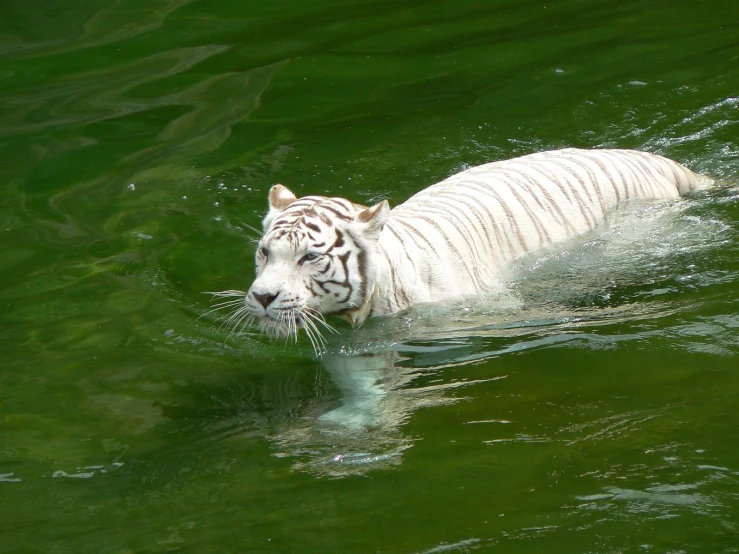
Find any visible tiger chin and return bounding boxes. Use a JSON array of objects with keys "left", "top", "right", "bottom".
[{"left": 212, "top": 148, "right": 711, "bottom": 355}]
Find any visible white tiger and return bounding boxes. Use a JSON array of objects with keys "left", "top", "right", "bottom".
[{"left": 214, "top": 148, "right": 711, "bottom": 352}]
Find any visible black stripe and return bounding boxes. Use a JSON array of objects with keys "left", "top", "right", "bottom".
[
  {"left": 416, "top": 194, "right": 493, "bottom": 267},
  {"left": 320, "top": 204, "right": 352, "bottom": 221},
  {"left": 506, "top": 167, "right": 578, "bottom": 236},
  {"left": 385, "top": 222, "right": 419, "bottom": 275},
  {"left": 304, "top": 221, "right": 321, "bottom": 233},
  {"left": 590, "top": 156, "right": 621, "bottom": 204},
  {"left": 433, "top": 191, "right": 502, "bottom": 263}
]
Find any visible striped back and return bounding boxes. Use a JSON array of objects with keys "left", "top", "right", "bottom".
[{"left": 374, "top": 148, "right": 709, "bottom": 315}]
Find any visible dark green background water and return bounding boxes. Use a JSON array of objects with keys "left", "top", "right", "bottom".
[{"left": 2, "top": 1, "right": 739, "bottom": 552}]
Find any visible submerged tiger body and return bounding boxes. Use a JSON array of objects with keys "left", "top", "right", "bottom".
[{"left": 224, "top": 148, "right": 711, "bottom": 349}]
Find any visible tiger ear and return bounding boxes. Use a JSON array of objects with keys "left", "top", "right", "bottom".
[
  {"left": 357, "top": 200, "right": 390, "bottom": 237},
  {"left": 268, "top": 184, "right": 298, "bottom": 211}
]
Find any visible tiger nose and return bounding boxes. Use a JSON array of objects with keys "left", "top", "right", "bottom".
[{"left": 252, "top": 292, "right": 278, "bottom": 309}]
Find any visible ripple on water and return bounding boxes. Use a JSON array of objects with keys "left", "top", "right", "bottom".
[{"left": 571, "top": 448, "right": 739, "bottom": 536}]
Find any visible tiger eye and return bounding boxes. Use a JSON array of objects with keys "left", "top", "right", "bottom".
[{"left": 299, "top": 252, "right": 320, "bottom": 265}]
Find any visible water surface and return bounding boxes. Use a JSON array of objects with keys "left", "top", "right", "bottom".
[{"left": 1, "top": 1, "right": 739, "bottom": 552}]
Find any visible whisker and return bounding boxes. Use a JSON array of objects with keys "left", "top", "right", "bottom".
[
  {"left": 219, "top": 308, "right": 252, "bottom": 328},
  {"left": 220, "top": 304, "right": 247, "bottom": 326},
  {"left": 238, "top": 221, "right": 264, "bottom": 238},
  {"left": 280, "top": 312, "right": 292, "bottom": 345},
  {"left": 300, "top": 314, "right": 326, "bottom": 357},
  {"left": 304, "top": 309, "right": 338, "bottom": 335},
  {"left": 205, "top": 289, "right": 247, "bottom": 298},
  {"left": 300, "top": 313, "right": 320, "bottom": 341},
  {"left": 227, "top": 310, "right": 252, "bottom": 341},
  {"left": 293, "top": 309, "right": 301, "bottom": 344},
  {"left": 303, "top": 314, "right": 333, "bottom": 356},
  {"left": 223, "top": 306, "right": 251, "bottom": 335},
  {"left": 237, "top": 314, "right": 255, "bottom": 336},
  {"left": 301, "top": 317, "right": 320, "bottom": 356},
  {"left": 223, "top": 312, "right": 244, "bottom": 337},
  {"left": 283, "top": 311, "right": 292, "bottom": 347},
  {"left": 197, "top": 299, "right": 245, "bottom": 321},
  {"left": 208, "top": 298, "right": 246, "bottom": 308}
]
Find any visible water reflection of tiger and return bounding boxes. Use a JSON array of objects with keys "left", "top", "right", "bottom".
[{"left": 216, "top": 148, "right": 711, "bottom": 352}]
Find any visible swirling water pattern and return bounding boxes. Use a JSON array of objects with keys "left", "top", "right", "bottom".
[{"left": 1, "top": 1, "right": 738, "bottom": 552}]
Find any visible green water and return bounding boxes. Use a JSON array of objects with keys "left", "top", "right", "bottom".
[{"left": 2, "top": 0, "right": 739, "bottom": 552}]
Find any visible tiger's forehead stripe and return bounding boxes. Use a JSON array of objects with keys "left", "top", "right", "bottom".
[
  {"left": 274, "top": 198, "right": 356, "bottom": 226},
  {"left": 263, "top": 196, "right": 360, "bottom": 260},
  {"left": 265, "top": 197, "right": 360, "bottom": 247}
]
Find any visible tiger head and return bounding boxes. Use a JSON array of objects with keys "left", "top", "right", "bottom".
[{"left": 244, "top": 184, "right": 389, "bottom": 346}]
